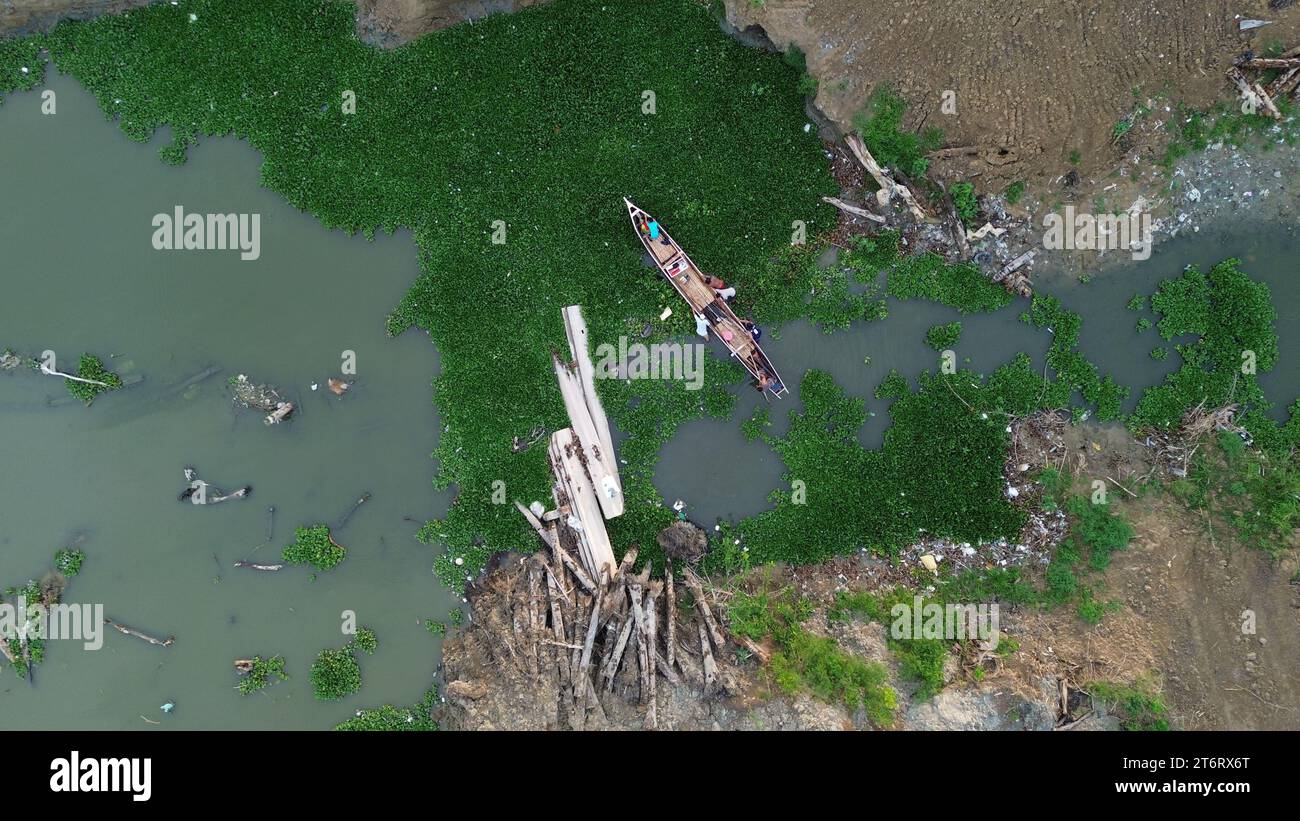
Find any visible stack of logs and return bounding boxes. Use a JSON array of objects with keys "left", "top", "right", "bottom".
[
  {"left": 521, "top": 522, "right": 759, "bottom": 730},
  {"left": 1231, "top": 46, "right": 1300, "bottom": 120}
]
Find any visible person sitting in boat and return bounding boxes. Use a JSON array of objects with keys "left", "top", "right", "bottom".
[
  {"left": 641, "top": 216, "right": 670, "bottom": 246},
  {"left": 740, "top": 318, "right": 761, "bottom": 342},
  {"left": 703, "top": 274, "right": 736, "bottom": 301}
]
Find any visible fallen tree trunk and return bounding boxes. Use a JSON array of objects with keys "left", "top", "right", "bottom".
[
  {"left": 845, "top": 133, "right": 928, "bottom": 221},
  {"left": 39, "top": 363, "right": 110, "bottom": 388},
  {"left": 821, "top": 196, "right": 886, "bottom": 223},
  {"left": 103, "top": 618, "right": 174, "bottom": 647},
  {"left": 264, "top": 402, "right": 294, "bottom": 425}
]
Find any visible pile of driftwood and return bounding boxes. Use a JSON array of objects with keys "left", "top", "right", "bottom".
[
  {"left": 1141, "top": 402, "right": 1246, "bottom": 478},
  {"left": 231, "top": 373, "right": 294, "bottom": 425},
  {"left": 514, "top": 517, "right": 756, "bottom": 729},
  {"left": 1231, "top": 45, "right": 1300, "bottom": 120}
]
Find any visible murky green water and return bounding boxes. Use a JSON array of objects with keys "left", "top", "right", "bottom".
[
  {"left": 656, "top": 226, "right": 1300, "bottom": 526},
  {"left": 1, "top": 72, "right": 455, "bottom": 729},
  {"left": 3, "top": 69, "right": 1297, "bottom": 729}
]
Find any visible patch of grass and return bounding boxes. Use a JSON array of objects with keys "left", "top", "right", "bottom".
[
  {"left": 949, "top": 181, "right": 978, "bottom": 228},
  {"left": 1089, "top": 678, "right": 1169, "bottom": 731},
  {"left": 852, "top": 84, "right": 942, "bottom": 179},
  {"left": 731, "top": 587, "right": 897, "bottom": 726},
  {"left": 1003, "top": 181, "right": 1025, "bottom": 205}
]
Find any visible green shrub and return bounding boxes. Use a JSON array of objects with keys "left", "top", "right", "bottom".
[
  {"left": 950, "top": 182, "right": 979, "bottom": 228},
  {"left": 852, "top": 84, "right": 942, "bottom": 179}
]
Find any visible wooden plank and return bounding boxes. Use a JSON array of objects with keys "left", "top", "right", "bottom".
[
  {"left": 561, "top": 304, "right": 620, "bottom": 506},
  {"left": 548, "top": 428, "right": 617, "bottom": 583},
  {"left": 552, "top": 351, "right": 623, "bottom": 520}
]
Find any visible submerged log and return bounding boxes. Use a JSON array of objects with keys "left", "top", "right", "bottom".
[
  {"left": 821, "top": 195, "right": 886, "bottom": 223},
  {"left": 264, "top": 402, "right": 294, "bottom": 425},
  {"left": 103, "top": 618, "right": 174, "bottom": 647},
  {"left": 233, "top": 560, "right": 283, "bottom": 572},
  {"left": 336, "top": 492, "right": 371, "bottom": 529}
]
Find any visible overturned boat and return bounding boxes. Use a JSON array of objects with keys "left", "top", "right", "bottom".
[{"left": 623, "top": 198, "right": 787, "bottom": 398}]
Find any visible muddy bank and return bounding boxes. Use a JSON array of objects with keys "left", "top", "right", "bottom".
[
  {"left": 721, "top": 0, "right": 1300, "bottom": 191},
  {"left": 353, "top": 0, "right": 549, "bottom": 46},
  {"left": 1, "top": 0, "right": 156, "bottom": 36},
  {"left": 0, "top": 0, "right": 549, "bottom": 41}
]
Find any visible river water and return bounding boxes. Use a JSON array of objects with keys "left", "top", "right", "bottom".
[
  {"left": 1, "top": 72, "right": 455, "bottom": 729},
  {"left": 2, "top": 70, "right": 1297, "bottom": 728}
]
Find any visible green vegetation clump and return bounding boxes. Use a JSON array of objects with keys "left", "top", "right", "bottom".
[
  {"left": 1003, "top": 181, "right": 1025, "bottom": 205},
  {"left": 236, "top": 655, "right": 287, "bottom": 695},
  {"left": 310, "top": 646, "right": 361, "bottom": 700},
  {"left": 1150, "top": 346, "right": 1167, "bottom": 361},
  {"left": 65, "top": 354, "right": 122, "bottom": 405},
  {"left": 336, "top": 687, "right": 439, "bottom": 730},
  {"left": 924, "top": 321, "right": 962, "bottom": 351},
  {"left": 353, "top": 626, "right": 378, "bottom": 654},
  {"left": 281, "top": 525, "right": 344, "bottom": 571},
  {"left": 1135, "top": 317, "right": 1152, "bottom": 333},
  {"left": 1126, "top": 294, "right": 1147, "bottom": 312},
  {"left": 1161, "top": 101, "right": 1297, "bottom": 169},
  {"left": 1022, "top": 295, "right": 1128, "bottom": 421},
  {"left": 853, "top": 85, "right": 942, "bottom": 179},
  {"left": 1089, "top": 679, "right": 1169, "bottom": 730},
  {"left": 54, "top": 548, "right": 85, "bottom": 577},
  {"left": 840, "top": 231, "right": 1011, "bottom": 314},
  {"left": 0, "top": 35, "right": 44, "bottom": 103},
  {"left": 2, "top": 551, "right": 84, "bottom": 678},
  {"left": 730, "top": 587, "right": 897, "bottom": 726},
  {"left": 1174, "top": 431, "right": 1299, "bottom": 557},
  {"left": 949, "top": 182, "right": 979, "bottom": 228},
  {"left": 1130, "top": 260, "right": 1290, "bottom": 451},
  {"left": 725, "top": 367, "right": 1029, "bottom": 568}
]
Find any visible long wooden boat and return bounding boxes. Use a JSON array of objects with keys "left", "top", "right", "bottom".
[{"left": 623, "top": 198, "right": 788, "bottom": 398}]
